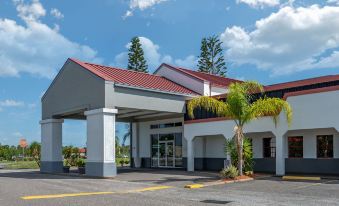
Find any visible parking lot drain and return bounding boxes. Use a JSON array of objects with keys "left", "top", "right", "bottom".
[
  {"left": 184, "top": 184, "right": 204, "bottom": 189},
  {"left": 282, "top": 176, "right": 321, "bottom": 181}
]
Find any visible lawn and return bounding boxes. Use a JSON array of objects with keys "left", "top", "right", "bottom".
[{"left": 0, "top": 161, "right": 39, "bottom": 169}]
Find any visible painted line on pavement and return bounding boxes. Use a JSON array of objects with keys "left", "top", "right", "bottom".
[
  {"left": 184, "top": 184, "right": 205, "bottom": 189},
  {"left": 21, "top": 185, "right": 173, "bottom": 200},
  {"left": 293, "top": 179, "right": 338, "bottom": 190},
  {"left": 282, "top": 176, "right": 321, "bottom": 181}
]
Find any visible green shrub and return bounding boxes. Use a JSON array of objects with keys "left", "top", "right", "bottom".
[
  {"left": 119, "top": 159, "right": 125, "bottom": 167},
  {"left": 124, "top": 159, "right": 129, "bottom": 165},
  {"left": 220, "top": 165, "right": 239, "bottom": 179},
  {"left": 225, "top": 137, "right": 254, "bottom": 173},
  {"left": 76, "top": 159, "right": 85, "bottom": 167},
  {"left": 63, "top": 159, "right": 71, "bottom": 167}
]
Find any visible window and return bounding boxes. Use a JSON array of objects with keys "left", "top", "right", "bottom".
[
  {"left": 263, "top": 138, "right": 276, "bottom": 158},
  {"left": 288, "top": 136, "right": 303, "bottom": 158},
  {"left": 150, "top": 122, "right": 183, "bottom": 129},
  {"left": 317, "top": 135, "right": 333, "bottom": 158}
]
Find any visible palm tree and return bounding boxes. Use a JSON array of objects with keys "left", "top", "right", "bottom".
[{"left": 187, "top": 81, "right": 292, "bottom": 175}]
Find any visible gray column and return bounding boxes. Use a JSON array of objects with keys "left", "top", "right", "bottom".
[
  {"left": 40, "top": 119, "right": 64, "bottom": 173},
  {"left": 187, "top": 137, "right": 194, "bottom": 172},
  {"left": 131, "top": 122, "right": 141, "bottom": 168},
  {"left": 275, "top": 132, "right": 286, "bottom": 176},
  {"left": 85, "top": 108, "right": 118, "bottom": 177}
]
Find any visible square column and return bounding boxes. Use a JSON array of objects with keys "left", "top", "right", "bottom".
[
  {"left": 40, "top": 119, "right": 64, "bottom": 173},
  {"left": 187, "top": 137, "right": 194, "bottom": 172},
  {"left": 131, "top": 122, "right": 141, "bottom": 168},
  {"left": 85, "top": 108, "right": 118, "bottom": 177},
  {"left": 275, "top": 132, "right": 286, "bottom": 176}
]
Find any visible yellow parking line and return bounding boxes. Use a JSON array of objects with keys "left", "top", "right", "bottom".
[
  {"left": 134, "top": 185, "right": 173, "bottom": 192},
  {"left": 21, "top": 185, "right": 173, "bottom": 200},
  {"left": 294, "top": 179, "right": 338, "bottom": 190},
  {"left": 184, "top": 184, "right": 204, "bottom": 189},
  {"left": 282, "top": 176, "right": 321, "bottom": 181},
  {"left": 21, "top": 191, "right": 115, "bottom": 200}
]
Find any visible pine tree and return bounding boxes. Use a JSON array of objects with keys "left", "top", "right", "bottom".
[
  {"left": 197, "top": 38, "right": 210, "bottom": 73},
  {"left": 127, "top": 37, "right": 148, "bottom": 73},
  {"left": 197, "top": 35, "right": 227, "bottom": 76}
]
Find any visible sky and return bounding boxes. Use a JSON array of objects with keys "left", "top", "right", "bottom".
[{"left": 0, "top": 0, "right": 339, "bottom": 147}]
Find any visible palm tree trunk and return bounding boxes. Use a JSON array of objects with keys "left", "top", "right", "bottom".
[{"left": 236, "top": 127, "right": 244, "bottom": 176}]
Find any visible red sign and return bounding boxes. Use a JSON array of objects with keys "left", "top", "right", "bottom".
[{"left": 19, "top": 139, "right": 27, "bottom": 148}]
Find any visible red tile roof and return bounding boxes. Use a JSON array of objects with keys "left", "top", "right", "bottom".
[
  {"left": 70, "top": 58, "right": 198, "bottom": 96},
  {"left": 159, "top": 63, "right": 242, "bottom": 88},
  {"left": 265, "top": 74, "right": 339, "bottom": 91}
]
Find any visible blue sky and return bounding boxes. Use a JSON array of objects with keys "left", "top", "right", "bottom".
[{"left": 0, "top": 0, "right": 338, "bottom": 147}]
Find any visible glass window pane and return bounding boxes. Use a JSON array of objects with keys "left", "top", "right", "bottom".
[
  {"left": 317, "top": 135, "right": 333, "bottom": 158},
  {"left": 175, "top": 122, "right": 182, "bottom": 127},
  {"left": 288, "top": 136, "right": 303, "bottom": 158},
  {"left": 175, "top": 133, "right": 182, "bottom": 146},
  {"left": 159, "top": 134, "right": 174, "bottom": 141}
]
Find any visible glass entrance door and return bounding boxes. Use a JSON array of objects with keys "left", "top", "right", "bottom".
[
  {"left": 151, "top": 133, "right": 182, "bottom": 168},
  {"left": 158, "top": 141, "right": 174, "bottom": 167}
]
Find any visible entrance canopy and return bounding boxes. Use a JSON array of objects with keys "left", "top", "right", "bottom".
[
  {"left": 40, "top": 58, "right": 197, "bottom": 177},
  {"left": 42, "top": 58, "right": 198, "bottom": 121}
]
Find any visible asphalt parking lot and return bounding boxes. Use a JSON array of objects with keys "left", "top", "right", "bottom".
[{"left": 1, "top": 169, "right": 339, "bottom": 206}]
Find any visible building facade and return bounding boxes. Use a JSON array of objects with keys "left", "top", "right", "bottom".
[{"left": 40, "top": 58, "right": 339, "bottom": 177}]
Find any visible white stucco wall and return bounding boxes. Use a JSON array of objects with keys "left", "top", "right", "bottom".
[
  {"left": 155, "top": 65, "right": 205, "bottom": 95},
  {"left": 211, "top": 86, "right": 228, "bottom": 96},
  {"left": 285, "top": 128, "right": 339, "bottom": 158}
]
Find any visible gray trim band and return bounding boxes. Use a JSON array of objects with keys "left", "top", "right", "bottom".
[
  {"left": 86, "top": 162, "right": 117, "bottom": 177},
  {"left": 40, "top": 161, "right": 63, "bottom": 173}
]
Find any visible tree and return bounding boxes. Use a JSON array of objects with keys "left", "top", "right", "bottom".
[
  {"left": 226, "top": 137, "right": 253, "bottom": 172},
  {"left": 187, "top": 81, "right": 292, "bottom": 175},
  {"left": 197, "top": 35, "right": 227, "bottom": 76},
  {"left": 128, "top": 37, "right": 148, "bottom": 73},
  {"left": 28, "top": 142, "right": 41, "bottom": 167}
]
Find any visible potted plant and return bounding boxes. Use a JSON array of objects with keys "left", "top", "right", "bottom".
[
  {"left": 63, "top": 160, "right": 70, "bottom": 173},
  {"left": 124, "top": 159, "right": 129, "bottom": 166},
  {"left": 119, "top": 159, "right": 125, "bottom": 167},
  {"left": 77, "top": 159, "right": 85, "bottom": 174}
]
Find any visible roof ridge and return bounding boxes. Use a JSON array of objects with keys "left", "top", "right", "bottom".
[
  {"left": 177, "top": 66, "right": 240, "bottom": 81},
  {"left": 71, "top": 58, "right": 162, "bottom": 77}
]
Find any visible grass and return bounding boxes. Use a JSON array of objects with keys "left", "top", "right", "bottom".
[{"left": 0, "top": 161, "right": 39, "bottom": 169}]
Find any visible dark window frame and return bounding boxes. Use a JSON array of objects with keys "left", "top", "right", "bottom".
[
  {"left": 288, "top": 136, "right": 303, "bottom": 158},
  {"left": 150, "top": 122, "right": 183, "bottom": 129},
  {"left": 263, "top": 137, "right": 276, "bottom": 158},
  {"left": 317, "top": 135, "right": 334, "bottom": 158}
]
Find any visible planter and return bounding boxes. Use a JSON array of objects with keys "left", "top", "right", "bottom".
[
  {"left": 78, "top": 167, "right": 85, "bottom": 174},
  {"left": 63, "top": 166, "right": 70, "bottom": 173}
]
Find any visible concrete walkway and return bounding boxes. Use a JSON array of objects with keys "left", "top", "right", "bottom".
[{"left": 116, "top": 168, "right": 220, "bottom": 187}]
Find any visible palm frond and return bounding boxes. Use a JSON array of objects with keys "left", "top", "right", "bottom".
[
  {"left": 250, "top": 97, "right": 293, "bottom": 126},
  {"left": 187, "top": 96, "right": 229, "bottom": 119}
]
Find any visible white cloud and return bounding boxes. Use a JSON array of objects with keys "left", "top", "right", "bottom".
[
  {"left": 14, "top": 0, "right": 46, "bottom": 22},
  {"left": 122, "top": 10, "right": 133, "bottom": 19},
  {"left": 0, "top": 99, "right": 24, "bottom": 107},
  {"left": 220, "top": 5, "right": 339, "bottom": 75},
  {"left": 0, "top": 0, "right": 102, "bottom": 78},
  {"left": 123, "top": 0, "right": 167, "bottom": 19},
  {"left": 129, "top": 0, "right": 167, "bottom": 10},
  {"left": 12, "top": 132, "right": 23, "bottom": 138},
  {"left": 174, "top": 55, "right": 197, "bottom": 68},
  {"left": 114, "top": 37, "right": 196, "bottom": 71},
  {"left": 237, "top": 0, "right": 280, "bottom": 8},
  {"left": 50, "top": 8, "right": 64, "bottom": 19},
  {"left": 327, "top": 0, "right": 339, "bottom": 5}
]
